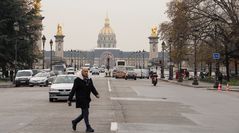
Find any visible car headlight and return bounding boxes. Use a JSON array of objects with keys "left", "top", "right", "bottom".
[{"left": 49, "top": 88, "right": 59, "bottom": 91}]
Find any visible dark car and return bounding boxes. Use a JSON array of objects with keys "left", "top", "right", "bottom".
[
  {"left": 14, "top": 70, "right": 33, "bottom": 87},
  {"left": 125, "top": 71, "right": 137, "bottom": 80}
]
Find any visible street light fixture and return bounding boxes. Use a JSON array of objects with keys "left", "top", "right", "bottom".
[
  {"left": 142, "top": 49, "right": 145, "bottom": 69},
  {"left": 50, "top": 39, "right": 53, "bottom": 71},
  {"left": 168, "top": 38, "right": 173, "bottom": 80},
  {"left": 70, "top": 49, "right": 73, "bottom": 67},
  {"left": 13, "top": 22, "right": 19, "bottom": 75},
  {"left": 213, "top": 17, "right": 220, "bottom": 88},
  {"left": 161, "top": 41, "right": 165, "bottom": 78},
  {"left": 41, "top": 35, "right": 46, "bottom": 69}
]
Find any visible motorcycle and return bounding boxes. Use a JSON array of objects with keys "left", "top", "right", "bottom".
[{"left": 150, "top": 73, "right": 158, "bottom": 86}]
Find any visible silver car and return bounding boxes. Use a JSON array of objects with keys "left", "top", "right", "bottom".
[
  {"left": 49, "top": 75, "right": 77, "bottom": 102},
  {"left": 29, "top": 72, "right": 52, "bottom": 87}
]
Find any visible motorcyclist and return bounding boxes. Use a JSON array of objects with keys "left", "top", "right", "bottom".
[{"left": 150, "top": 72, "right": 158, "bottom": 86}]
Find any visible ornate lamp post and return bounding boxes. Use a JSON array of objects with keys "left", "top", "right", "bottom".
[
  {"left": 49, "top": 39, "right": 53, "bottom": 71},
  {"left": 192, "top": 29, "right": 199, "bottom": 85},
  {"left": 13, "top": 22, "right": 19, "bottom": 75},
  {"left": 142, "top": 49, "right": 145, "bottom": 69},
  {"left": 138, "top": 50, "right": 141, "bottom": 69},
  {"left": 168, "top": 38, "right": 173, "bottom": 80},
  {"left": 70, "top": 49, "right": 73, "bottom": 67},
  {"left": 213, "top": 18, "right": 220, "bottom": 88},
  {"left": 161, "top": 41, "right": 165, "bottom": 78},
  {"left": 41, "top": 35, "right": 46, "bottom": 69}
]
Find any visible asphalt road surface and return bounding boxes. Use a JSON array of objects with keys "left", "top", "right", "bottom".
[{"left": 0, "top": 74, "right": 239, "bottom": 133}]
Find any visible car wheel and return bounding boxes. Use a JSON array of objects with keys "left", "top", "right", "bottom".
[
  {"left": 49, "top": 98, "right": 54, "bottom": 102},
  {"left": 15, "top": 84, "right": 19, "bottom": 87},
  {"left": 125, "top": 78, "right": 127, "bottom": 80},
  {"left": 29, "top": 85, "right": 34, "bottom": 87},
  {"left": 134, "top": 77, "right": 136, "bottom": 80}
]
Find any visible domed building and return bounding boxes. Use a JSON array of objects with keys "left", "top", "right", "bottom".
[
  {"left": 94, "top": 16, "right": 121, "bottom": 68},
  {"left": 97, "top": 16, "right": 117, "bottom": 48}
]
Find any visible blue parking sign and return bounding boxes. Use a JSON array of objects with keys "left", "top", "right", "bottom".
[{"left": 213, "top": 53, "right": 220, "bottom": 59}]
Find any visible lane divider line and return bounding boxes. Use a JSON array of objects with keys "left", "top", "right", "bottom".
[
  {"left": 111, "top": 122, "right": 118, "bottom": 131},
  {"left": 110, "top": 97, "right": 164, "bottom": 102},
  {"left": 108, "top": 79, "right": 112, "bottom": 92}
]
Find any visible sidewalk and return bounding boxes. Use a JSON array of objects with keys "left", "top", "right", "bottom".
[
  {"left": 159, "top": 78, "right": 239, "bottom": 92},
  {"left": 0, "top": 81, "right": 14, "bottom": 88}
]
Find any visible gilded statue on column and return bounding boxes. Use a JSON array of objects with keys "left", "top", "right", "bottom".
[
  {"left": 57, "top": 24, "right": 63, "bottom": 36},
  {"left": 151, "top": 25, "right": 158, "bottom": 37}
]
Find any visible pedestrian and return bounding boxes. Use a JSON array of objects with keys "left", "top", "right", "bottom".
[
  {"left": 218, "top": 71, "right": 223, "bottom": 84},
  {"left": 68, "top": 68, "right": 100, "bottom": 132},
  {"left": 10, "top": 69, "right": 14, "bottom": 82}
]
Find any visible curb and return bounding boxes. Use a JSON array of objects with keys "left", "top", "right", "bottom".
[
  {"left": 0, "top": 83, "right": 14, "bottom": 88},
  {"left": 207, "top": 88, "right": 239, "bottom": 92},
  {"left": 159, "top": 79, "right": 212, "bottom": 88}
]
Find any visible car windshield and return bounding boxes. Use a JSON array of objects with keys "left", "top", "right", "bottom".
[
  {"left": 16, "top": 71, "right": 32, "bottom": 77},
  {"left": 35, "top": 73, "right": 49, "bottom": 77},
  {"left": 54, "top": 76, "right": 76, "bottom": 84}
]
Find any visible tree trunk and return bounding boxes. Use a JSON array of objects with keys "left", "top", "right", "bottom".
[
  {"left": 235, "top": 60, "right": 238, "bottom": 76},
  {"left": 225, "top": 45, "right": 230, "bottom": 81},
  {"left": 208, "top": 63, "right": 212, "bottom": 77}
]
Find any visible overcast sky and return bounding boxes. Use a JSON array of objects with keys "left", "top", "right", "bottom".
[{"left": 41, "top": 0, "right": 171, "bottom": 52}]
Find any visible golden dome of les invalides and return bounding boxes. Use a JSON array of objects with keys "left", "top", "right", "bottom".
[{"left": 97, "top": 16, "right": 117, "bottom": 48}]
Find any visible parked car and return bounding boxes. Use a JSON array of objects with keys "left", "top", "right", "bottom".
[
  {"left": 14, "top": 70, "right": 33, "bottom": 87},
  {"left": 125, "top": 71, "right": 137, "bottom": 80},
  {"left": 31, "top": 69, "right": 44, "bottom": 76},
  {"left": 66, "top": 67, "right": 75, "bottom": 75},
  {"left": 115, "top": 70, "right": 126, "bottom": 79},
  {"left": 91, "top": 68, "right": 100, "bottom": 75},
  {"left": 49, "top": 75, "right": 77, "bottom": 102},
  {"left": 112, "top": 69, "right": 118, "bottom": 77},
  {"left": 141, "top": 69, "right": 150, "bottom": 79},
  {"left": 29, "top": 72, "right": 51, "bottom": 87},
  {"left": 99, "top": 67, "right": 105, "bottom": 73}
]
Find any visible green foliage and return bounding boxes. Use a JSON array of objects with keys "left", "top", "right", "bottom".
[{"left": 0, "top": 0, "right": 42, "bottom": 70}]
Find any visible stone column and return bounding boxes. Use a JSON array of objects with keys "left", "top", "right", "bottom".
[
  {"left": 148, "top": 36, "right": 159, "bottom": 60},
  {"left": 54, "top": 34, "right": 65, "bottom": 60}
]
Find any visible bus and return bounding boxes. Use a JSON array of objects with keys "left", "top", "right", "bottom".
[{"left": 116, "top": 60, "right": 126, "bottom": 68}]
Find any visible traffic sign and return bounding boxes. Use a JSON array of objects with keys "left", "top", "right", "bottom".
[{"left": 213, "top": 53, "right": 220, "bottom": 60}]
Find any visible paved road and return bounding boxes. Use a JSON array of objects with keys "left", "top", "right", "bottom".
[{"left": 0, "top": 74, "right": 239, "bottom": 133}]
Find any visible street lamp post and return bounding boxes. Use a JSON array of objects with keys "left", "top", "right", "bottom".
[
  {"left": 192, "top": 29, "right": 199, "bottom": 85},
  {"left": 213, "top": 18, "right": 220, "bottom": 88},
  {"left": 41, "top": 35, "right": 46, "bottom": 69},
  {"left": 168, "top": 38, "right": 173, "bottom": 80},
  {"left": 74, "top": 50, "right": 77, "bottom": 71},
  {"left": 50, "top": 39, "right": 53, "bottom": 71},
  {"left": 142, "top": 49, "right": 145, "bottom": 69},
  {"left": 13, "top": 22, "right": 19, "bottom": 75},
  {"left": 161, "top": 41, "right": 165, "bottom": 78},
  {"left": 70, "top": 49, "right": 73, "bottom": 67},
  {"left": 138, "top": 51, "right": 141, "bottom": 69}
]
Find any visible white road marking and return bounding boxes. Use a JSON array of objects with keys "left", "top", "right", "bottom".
[
  {"left": 108, "top": 79, "right": 112, "bottom": 92},
  {"left": 110, "top": 97, "right": 164, "bottom": 102},
  {"left": 111, "top": 122, "right": 118, "bottom": 131}
]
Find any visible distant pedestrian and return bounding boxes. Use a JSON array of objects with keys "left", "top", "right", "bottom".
[
  {"left": 218, "top": 72, "right": 223, "bottom": 84},
  {"left": 68, "top": 68, "right": 100, "bottom": 132},
  {"left": 10, "top": 70, "right": 14, "bottom": 82}
]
